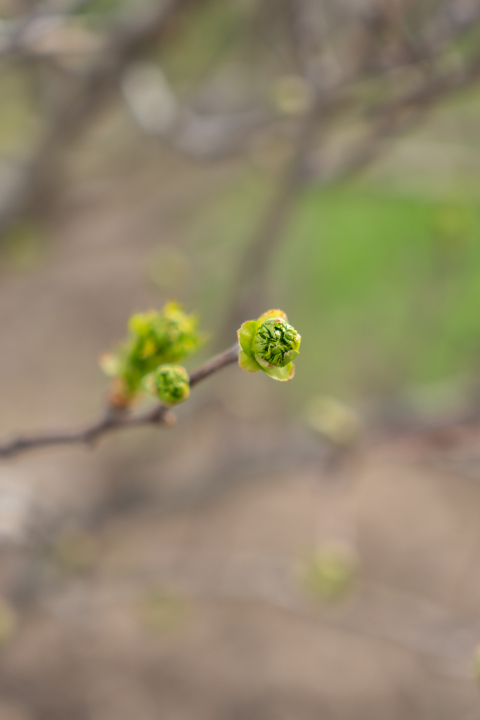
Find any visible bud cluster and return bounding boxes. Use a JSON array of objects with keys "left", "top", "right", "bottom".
[
  {"left": 101, "top": 306, "right": 300, "bottom": 409},
  {"left": 251, "top": 319, "right": 300, "bottom": 368},
  {"left": 100, "top": 302, "right": 202, "bottom": 406},
  {"left": 145, "top": 364, "right": 190, "bottom": 406}
]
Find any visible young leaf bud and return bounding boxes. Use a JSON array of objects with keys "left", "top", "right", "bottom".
[
  {"left": 237, "top": 309, "right": 301, "bottom": 381},
  {"left": 100, "top": 302, "right": 204, "bottom": 399},
  {"left": 148, "top": 364, "right": 190, "bottom": 406}
]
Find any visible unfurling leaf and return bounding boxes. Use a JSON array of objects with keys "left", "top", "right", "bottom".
[{"left": 100, "top": 301, "right": 203, "bottom": 403}]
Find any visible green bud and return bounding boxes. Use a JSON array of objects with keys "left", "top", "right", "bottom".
[
  {"left": 100, "top": 302, "right": 204, "bottom": 400},
  {"left": 252, "top": 319, "right": 300, "bottom": 367},
  {"left": 299, "top": 543, "right": 358, "bottom": 603},
  {"left": 238, "top": 309, "right": 300, "bottom": 381},
  {"left": 146, "top": 364, "right": 190, "bottom": 406}
]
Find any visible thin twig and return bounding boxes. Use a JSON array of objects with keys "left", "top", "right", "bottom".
[
  {"left": 0, "top": 344, "right": 240, "bottom": 459},
  {"left": 318, "top": 49, "right": 480, "bottom": 185}
]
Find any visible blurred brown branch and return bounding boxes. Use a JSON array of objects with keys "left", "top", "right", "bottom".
[
  {"left": 0, "top": 0, "right": 204, "bottom": 238},
  {"left": 1, "top": 0, "right": 480, "bottom": 248},
  {"left": 0, "top": 343, "right": 239, "bottom": 459},
  {"left": 222, "top": 3, "right": 480, "bottom": 334}
]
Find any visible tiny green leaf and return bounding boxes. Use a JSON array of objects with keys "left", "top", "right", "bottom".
[
  {"left": 238, "top": 320, "right": 258, "bottom": 357},
  {"left": 238, "top": 350, "right": 261, "bottom": 373},
  {"left": 262, "top": 362, "right": 295, "bottom": 382}
]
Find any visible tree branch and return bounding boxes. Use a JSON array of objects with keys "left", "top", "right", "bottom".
[
  {"left": 0, "top": 344, "right": 240, "bottom": 459},
  {"left": 222, "top": 29, "right": 480, "bottom": 339}
]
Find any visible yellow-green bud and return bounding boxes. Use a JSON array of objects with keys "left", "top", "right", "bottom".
[
  {"left": 100, "top": 302, "right": 203, "bottom": 400},
  {"left": 150, "top": 364, "right": 190, "bottom": 406}
]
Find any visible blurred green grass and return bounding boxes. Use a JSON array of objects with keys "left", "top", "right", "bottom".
[
  {"left": 187, "top": 174, "right": 480, "bottom": 405},
  {"left": 275, "top": 186, "right": 480, "bottom": 403},
  {"left": 274, "top": 186, "right": 480, "bottom": 394}
]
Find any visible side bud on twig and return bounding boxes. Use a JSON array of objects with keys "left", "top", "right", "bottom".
[
  {"left": 238, "top": 309, "right": 300, "bottom": 381},
  {"left": 100, "top": 301, "right": 203, "bottom": 405},
  {"left": 144, "top": 364, "right": 190, "bottom": 406}
]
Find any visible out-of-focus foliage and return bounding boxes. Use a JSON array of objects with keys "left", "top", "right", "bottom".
[
  {"left": 306, "top": 396, "right": 362, "bottom": 447},
  {"left": 157, "top": 1, "right": 250, "bottom": 94},
  {"left": 474, "top": 645, "right": 480, "bottom": 688},
  {"left": 1, "top": 219, "right": 47, "bottom": 271},
  {"left": 137, "top": 587, "right": 190, "bottom": 634},
  {"left": 278, "top": 188, "right": 480, "bottom": 400},
  {"left": 53, "top": 532, "right": 100, "bottom": 574},
  {"left": 0, "top": 598, "right": 17, "bottom": 644},
  {"left": 299, "top": 543, "right": 359, "bottom": 603},
  {"left": 143, "top": 363, "right": 190, "bottom": 406}
]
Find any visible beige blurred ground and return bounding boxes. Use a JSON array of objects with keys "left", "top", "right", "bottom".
[{"left": 0, "top": 116, "right": 478, "bottom": 720}]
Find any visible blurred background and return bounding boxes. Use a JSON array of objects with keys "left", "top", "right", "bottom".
[{"left": 1, "top": 0, "right": 480, "bottom": 717}]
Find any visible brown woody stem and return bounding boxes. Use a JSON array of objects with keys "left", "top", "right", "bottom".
[{"left": 0, "top": 344, "right": 239, "bottom": 459}]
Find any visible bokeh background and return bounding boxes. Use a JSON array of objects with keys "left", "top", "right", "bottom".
[{"left": 0, "top": 0, "right": 480, "bottom": 718}]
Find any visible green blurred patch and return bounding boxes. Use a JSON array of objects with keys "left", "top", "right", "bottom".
[
  {"left": 299, "top": 543, "right": 359, "bottom": 604},
  {"left": 0, "top": 68, "right": 41, "bottom": 153},
  {"left": 0, "top": 598, "right": 17, "bottom": 644},
  {"left": 274, "top": 186, "right": 480, "bottom": 401},
  {"left": 474, "top": 644, "right": 480, "bottom": 688},
  {"left": 185, "top": 170, "right": 274, "bottom": 324},
  {"left": 53, "top": 532, "right": 100, "bottom": 574},
  {"left": 305, "top": 395, "right": 362, "bottom": 447},
  {"left": 270, "top": 75, "right": 314, "bottom": 117},
  {"left": 158, "top": 0, "right": 249, "bottom": 93},
  {"left": 137, "top": 587, "right": 190, "bottom": 635},
  {"left": 75, "top": 0, "right": 129, "bottom": 23},
  {"left": 1, "top": 219, "right": 47, "bottom": 271},
  {"left": 78, "top": 0, "right": 125, "bottom": 12},
  {"left": 188, "top": 168, "right": 480, "bottom": 403},
  {"left": 146, "top": 245, "right": 191, "bottom": 292}
]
